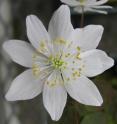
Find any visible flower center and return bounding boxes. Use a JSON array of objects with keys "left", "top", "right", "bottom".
[
  {"left": 50, "top": 57, "right": 64, "bottom": 69},
  {"left": 79, "top": 0, "right": 85, "bottom": 2},
  {"left": 79, "top": 0, "right": 85, "bottom": 5}
]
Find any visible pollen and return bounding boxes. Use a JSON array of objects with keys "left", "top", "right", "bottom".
[
  {"left": 32, "top": 64, "right": 40, "bottom": 77},
  {"left": 72, "top": 70, "right": 81, "bottom": 80},
  {"left": 80, "top": 0, "right": 85, "bottom": 4},
  {"left": 40, "top": 42, "right": 45, "bottom": 48},
  {"left": 76, "top": 53, "right": 81, "bottom": 60},
  {"left": 37, "top": 41, "right": 47, "bottom": 53},
  {"left": 77, "top": 46, "right": 81, "bottom": 51},
  {"left": 47, "top": 77, "right": 64, "bottom": 87},
  {"left": 47, "top": 80, "right": 56, "bottom": 87},
  {"left": 65, "top": 53, "right": 71, "bottom": 58},
  {"left": 80, "top": 0, "right": 84, "bottom": 2},
  {"left": 72, "top": 71, "right": 80, "bottom": 77},
  {"left": 52, "top": 57, "right": 64, "bottom": 69},
  {"left": 54, "top": 38, "right": 66, "bottom": 45}
]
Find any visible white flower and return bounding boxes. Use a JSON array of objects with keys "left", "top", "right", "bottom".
[
  {"left": 60, "top": 0, "right": 112, "bottom": 14},
  {"left": 3, "top": 5, "right": 114, "bottom": 121}
]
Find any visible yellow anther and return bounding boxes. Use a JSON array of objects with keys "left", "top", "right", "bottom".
[
  {"left": 72, "top": 71, "right": 80, "bottom": 79},
  {"left": 47, "top": 79, "right": 57, "bottom": 87},
  {"left": 37, "top": 41, "right": 47, "bottom": 53},
  {"left": 65, "top": 53, "right": 71, "bottom": 58},
  {"left": 54, "top": 38, "right": 66, "bottom": 45},
  {"left": 50, "top": 81, "right": 56, "bottom": 87},
  {"left": 50, "top": 56, "right": 65, "bottom": 69},
  {"left": 66, "top": 78, "right": 70, "bottom": 81},
  {"left": 32, "top": 64, "right": 40, "bottom": 77},
  {"left": 77, "top": 46, "right": 81, "bottom": 51},
  {"left": 40, "top": 42, "right": 45, "bottom": 48},
  {"left": 80, "top": 0, "right": 85, "bottom": 3},
  {"left": 76, "top": 53, "right": 81, "bottom": 60}
]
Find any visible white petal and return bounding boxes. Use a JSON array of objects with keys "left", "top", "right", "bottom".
[
  {"left": 84, "top": 0, "right": 97, "bottom": 5},
  {"left": 74, "top": 6, "right": 87, "bottom": 13},
  {"left": 60, "top": 0, "right": 80, "bottom": 6},
  {"left": 63, "top": 69, "right": 103, "bottom": 106},
  {"left": 69, "top": 25, "right": 104, "bottom": 52},
  {"left": 26, "top": 15, "right": 51, "bottom": 55},
  {"left": 5, "top": 69, "right": 44, "bottom": 101},
  {"left": 74, "top": 6, "right": 108, "bottom": 14},
  {"left": 43, "top": 71, "right": 67, "bottom": 121},
  {"left": 3, "top": 40, "right": 35, "bottom": 67},
  {"left": 86, "top": 7, "right": 108, "bottom": 14},
  {"left": 48, "top": 5, "right": 73, "bottom": 41},
  {"left": 90, "top": 0, "right": 108, "bottom": 6},
  {"left": 80, "top": 49, "right": 114, "bottom": 77},
  {"left": 92, "top": 5, "right": 112, "bottom": 9}
]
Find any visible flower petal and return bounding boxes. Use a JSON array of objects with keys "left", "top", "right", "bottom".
[
  {"left": 26, "top": 15, "right": 51, "bottom": 55},
  {"left": 86, "top": 7, "right": 108, "bottom": 14},
  {"left": 5, "top": 69, "right": 44, "bottom": 101},
  {"left": 85, "top": 0, "right": 97, "bottom": 5},
  {"left": 43, "top": 71, "right": 67, "bottom": 121},
  {"left": 92, "top": 5, "right": 112, "bottom": 9},
  {"left": 69, "top": 25, "right": 104, "bottom": 52},
  {"left": 90, "top": 0, "right": 108, "bottom": 6},
  {"left": 3, "top": 40, "right": 35, "bottom": 67},
  {"left": 80, "top": 49, "right": 114, "bottom": 77},
  {"left": 74, "top": 6, "right": 88, "bottom": 13},
  {"left": 63, "top": 69, "right": 103, "bottom": 106},
  {"left": 74, "top": 6, "right": 108, "bottom": 14},
  {"left": 48, "top": 5, "right": 73, "bottom": 41}
]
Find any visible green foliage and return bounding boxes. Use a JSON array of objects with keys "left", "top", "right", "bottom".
[
  {"left": 108, "top": 0, "right": 117, "bottom": 5},
  {"left": 81, "top": 112, "right": 107, "bottom": 124}
]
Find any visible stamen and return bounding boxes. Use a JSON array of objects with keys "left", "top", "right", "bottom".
[
  {"left": 46, "top": 73, "right": 64, "bottom": 87},
  {"left": 72, "top": 71, "right": 80, "bottom": 78},
  {"left": 76, "top": 53, "right": 81, "bottom": 60},
  {"left": 49, "top": 56, "right": 65, "bottom": 69},
  {"left": 32, "top": 64, "right": 40, "bottom": 77},
  {"left": 37, "top": 41, "right": 47, "bottom": 53},
  {"left": 54, "top": 38, "right": 66, "bottom": 45},
  {"left": 80, "top": 0, "right": 85, "bottom": 4},
  {"left": 77, "top": 46, "right": 81, "bottom": 51}
]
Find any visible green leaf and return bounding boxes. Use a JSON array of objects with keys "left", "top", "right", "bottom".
[{"left": 81, "top": 112, "right": 107, "bottom": 124}]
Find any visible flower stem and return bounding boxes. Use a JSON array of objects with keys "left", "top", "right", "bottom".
[{"left": 80, "top": 6, "right": 84, "bottom": 28}]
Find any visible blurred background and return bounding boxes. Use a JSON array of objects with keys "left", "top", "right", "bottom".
[{"left": 0, "top": 0, "right": 117, "bottom": 124}]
